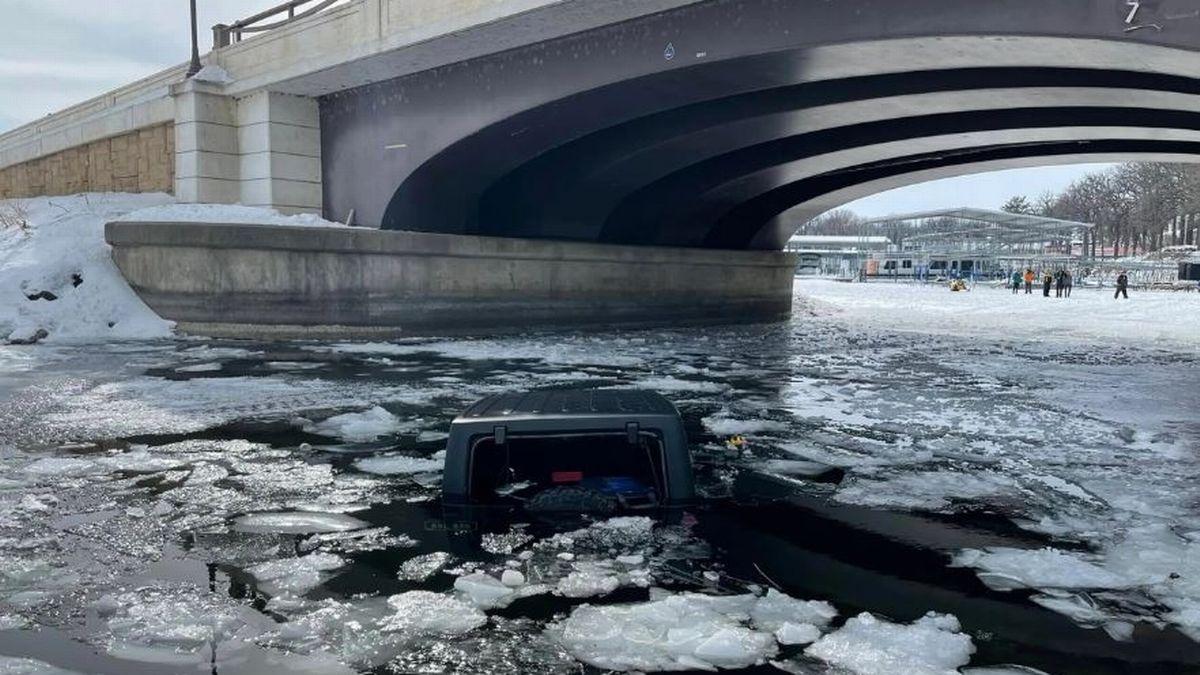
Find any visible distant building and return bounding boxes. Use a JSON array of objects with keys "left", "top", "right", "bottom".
[{"left": 785, "top": 235, "right": 891, "bottom": 276}]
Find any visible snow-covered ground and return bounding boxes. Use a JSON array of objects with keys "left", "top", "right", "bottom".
[
  {"left": 796, "top": 277, "right": 1200, "bottom": 348},
  {"left": 0, "top": 193, "right": 175, "bottom": 344},
  {"left": 0, "top": 194, "right": 348, "bottom": 345}
]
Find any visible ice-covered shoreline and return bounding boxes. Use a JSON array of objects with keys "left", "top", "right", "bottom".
[{"left": 796, "top": 277, "right": 1200, "bottom": 348}]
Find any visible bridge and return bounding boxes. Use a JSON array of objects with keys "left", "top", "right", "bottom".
[{"left": 5, "top": 0, "right": 1200, "bottom": 336}]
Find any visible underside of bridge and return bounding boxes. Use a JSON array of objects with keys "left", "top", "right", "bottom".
[{"left": 318, "top": 0, "right": 1200, "bottom": 251}]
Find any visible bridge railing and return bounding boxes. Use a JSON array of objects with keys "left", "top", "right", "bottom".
[{"left": 212, "top": 0, "right": 343, "bottom": 49}]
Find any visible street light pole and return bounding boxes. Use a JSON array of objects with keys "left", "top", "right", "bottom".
[{"left": 186, "top": 0, "right": 202, "bottom": 78}]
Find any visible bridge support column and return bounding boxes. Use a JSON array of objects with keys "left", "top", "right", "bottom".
[
  {"left": 173, "top": 79, "right": 239, "bottom": 203},
  {"left": 235, "top": 91, "right": 322, "bottom": 215},
  {"left": 172, "top": 80, "right": 322, "bottom": 215},
  {"left": 105, "top": 222, "right": 797, "bottom": 339}
]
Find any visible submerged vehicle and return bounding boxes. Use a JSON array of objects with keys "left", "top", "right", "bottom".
[{"left": 442, "top": 389, "right": 695, "bottom": 512}]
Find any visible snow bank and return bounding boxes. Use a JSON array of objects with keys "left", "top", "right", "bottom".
[
  {"left": 796, "top": 278, "right": 1200, "bottom": 349},
  {"left": 117, "top": 202, "right": 346, "bottom": 228},
  {"left": 804, "top": 612, "right": 974, "bottom": 675},
  {"left": 0, "top": 193, "right": 175, "bottom": 343},
  {"left": 303, "top": 406, "right": 406, "bottom": 442}
]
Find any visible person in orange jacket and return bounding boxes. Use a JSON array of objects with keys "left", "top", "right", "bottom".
[{"left": 1023, "top": 268, "right": 1035, "bottom": 294}]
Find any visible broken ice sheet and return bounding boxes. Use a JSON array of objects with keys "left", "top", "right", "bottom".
[
  {"left": 398, "top": 551, "right": 456, "bottom": 582},
  {"left": 379, "top": 591, "right": 486, "bottom": 635},
  {"left": 302, "top": 406, "right": 412, "bottom": 442},
  {"left": 550, "top": 591, "right": 815, "bottom": 671},
  {"left": 354, "top": 453, "right": 443, "bottom": 475},
  {"left": 232, "top": 511, "right": 368, "bottom": 534},
  {"left": 804, "top": 611, "right": 974, "bottom": 675},
  {"left": 248, "top": 552, "right": 345, "bottom": 596},
  {"left": 94, "top": 584, "right": 273, "bottom": 666}
]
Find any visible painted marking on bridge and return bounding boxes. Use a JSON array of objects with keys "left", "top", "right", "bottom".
[
  {"left": 385, "top": 143, "right": 408, "bottom": 150},
  {"left": 664, "top": 42, "right": 676, "bottom": 60}
]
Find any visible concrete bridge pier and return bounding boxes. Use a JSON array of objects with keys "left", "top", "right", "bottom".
[
  {"left": 173, "top": 79, "right": 322, "bottom": 215},
  {"left": 105, "top": 221, "right": 796, "bottom": 339}
]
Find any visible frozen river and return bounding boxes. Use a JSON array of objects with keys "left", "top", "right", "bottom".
[{"left": 0, "top": 279, "right": 1197, "bottom": 674}]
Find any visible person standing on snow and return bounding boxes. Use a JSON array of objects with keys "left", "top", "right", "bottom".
[
  {"left": 1055, "top": 269, "right": 1066, "bottom": 298},
  {"left": 1024, "top": 268, "right": 1035, "bottom": 294},
  {"left": 1115, "top": 271, "right": 1129, "bottom": 299},
  {"left": 1042, "top": 271, "right": 1053, "bottom": 297},
  {"left": 1063, "top": 269, "right": 1073, "bottom": 298},
  {"left": 1011, "top": 269, "right": 1021, "bottom": 294}
]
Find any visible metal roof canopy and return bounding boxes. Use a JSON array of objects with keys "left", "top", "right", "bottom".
[{"left": 860, "top": 207, "right": 1094, "bottom": 246}]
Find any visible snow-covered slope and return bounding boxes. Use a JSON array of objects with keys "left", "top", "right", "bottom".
[
  {"left": 0, "top": 193, "right": 176, "bottom": 344},
  {"left": 0, "top": 195, "right": 350, "bottom": 345}
]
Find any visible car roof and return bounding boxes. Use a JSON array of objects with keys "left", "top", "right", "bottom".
[{"left": 454, "top": 389, "right": 679, "bottom": 424}]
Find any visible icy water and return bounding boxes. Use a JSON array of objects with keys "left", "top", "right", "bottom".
[{"left": 0, "top": 293, "right": 1198, "bottom": 674}]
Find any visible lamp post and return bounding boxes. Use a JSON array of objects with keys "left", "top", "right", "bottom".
[{"left": 186, "top": 0, "right": 202, "bottom": 78}]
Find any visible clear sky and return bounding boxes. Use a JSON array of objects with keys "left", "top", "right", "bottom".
[{"left": 0, "top": 2, "right": 1110, "bottom": 214}]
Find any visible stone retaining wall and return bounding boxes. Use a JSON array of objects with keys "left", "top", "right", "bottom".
[{"left": 0, "top": 124, "right": 174, "bottom": 199}]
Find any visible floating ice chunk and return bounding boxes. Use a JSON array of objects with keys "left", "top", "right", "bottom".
[
  {"left": 97, "top": 450, "right": 188, "bottom": 473},
  {"left": 20, "top": 457, "right": 102, "bottom": 478},
  {"left": 501, "top": 570, "right": 526, "bottom": 587},
  {"left": 693, "top": 627, "right": 776, "bottom": 669},
  {"left": 953, "top": 548, "right": 1132, "bottom": 591},
  {"left": 380, "top": 591, "right": 486, "bottom": 635},
  {"left": 630, "top": 376, "right": 727, "bottom": 394},
  {"left": 775, "top": 622, "right": 821, "bottom": 645},
  {"left": 556, "top": 564, "right": 621, "bottom": 599},
  {"left": 456, "top": 573, "right": 518, "bottom": 609},
  {"left": 0, "top": 613, "right": 28, "bottom": 630},
  {"left": 98, "top": 585, "right": 272, "bottom": 665},
  {"left": 960, "top": 662, "right": 1046, "bottom": 667},
  {"left": 455, "top": 572, "right": 547, "bottom": 609},
  {"left": 551, "top": 592, "right": 777, "bottom": 671},
  {"left": 354, "top": 454, "right": 443, "bottom": 476},
  {"left": 0, "top": 656, "right": 85, "bottom": 674},
  {"left": 835, "top": 471, "right": 1021, "bottom": 511},
  {"left": 703, "top": 413, "right": 788, "bottom": 436},
  {"left": 398, "top": 552, "right": 454, "bottom": 581},
  {"left": 305, "top": 406, "right": 405, "bottom": 442},
  {"left": 805, "top": 612, "right": 973, "bottom": 675},
  {"left": 175, "top": 363, "right": 221, "bottom": 373},
  {"left": 232, "top": 511, "right": 368, "bottom": 534},
  {"left": 248, "top": 553, "right": 345, "bottom": 596},
  {"left": 750, "top": 589, "right": 837, "bottom": 632},
  {"left": 755, "top": 459, "right": 835, "bottom": 477}
]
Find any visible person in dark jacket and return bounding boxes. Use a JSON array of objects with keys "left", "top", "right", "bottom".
[
  {"left": 1042, "top": 271, "right": 1053, "bottom": 297},
  {"left": 1063, "top": 269, "right": 1073, "bottom": 298},
  {"left": 1010, "top": 270, "right": 1021, "bottom": 294},
  {"left": 1055, "top": 270, "right": 1066, "bottom": 298},
  {"left": 1115, "top": 271, "right": 1129, "bottom": 299}
]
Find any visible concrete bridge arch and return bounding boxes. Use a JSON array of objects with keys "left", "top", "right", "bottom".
[{"left": 317, "top": 0, "right": 1200, "bottom": 251}]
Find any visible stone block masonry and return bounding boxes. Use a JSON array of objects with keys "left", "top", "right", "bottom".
[{"left": 0, "top": 124, "right": 174, "bottom": 199}]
